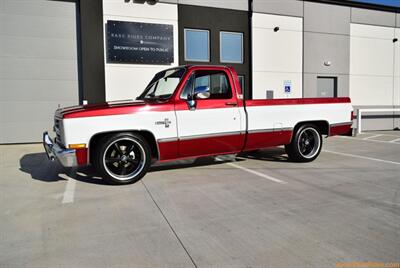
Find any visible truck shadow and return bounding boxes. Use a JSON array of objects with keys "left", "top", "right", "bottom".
[
  {"left": 149, "top": 156, "right": 241, "bottom": 172},
  {"left": 19, "top": 152, "right": 68, "bottom": 182},
  {"left": 19, "top": 152, "right": 107, "bottom": 185},
  {"left": 19, "top": 147, "right": 289, "bottom": 185},
  {"left": 239, "top": 147, "right": 289, "bottom": 162}
]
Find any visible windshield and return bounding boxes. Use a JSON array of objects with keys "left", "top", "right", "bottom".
[{"left": 137, "top": 67, "right": 186, "bottom": 101}]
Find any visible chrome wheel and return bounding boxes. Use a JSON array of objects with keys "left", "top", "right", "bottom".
[
  {"left": 297, "top": 127, "right": 321, "bottom": 159},
  {"left": 102, "top": 137, "right": 146, "bottom": 181}
]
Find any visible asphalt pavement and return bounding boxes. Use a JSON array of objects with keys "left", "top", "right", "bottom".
[{"left": 1, "top": 131, "right": 399, "bottom": 268}]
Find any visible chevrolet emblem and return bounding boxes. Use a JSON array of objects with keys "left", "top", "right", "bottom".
[{"left": 155, "top": 118, "right": 172, "bottom": 128}]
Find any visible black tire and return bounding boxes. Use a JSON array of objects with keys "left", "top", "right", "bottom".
[
  {"left": 285, "top": 124, "right": 322, "bottom": 162},
  {"left": 93, "top": 133, "right": 151, "bottom": 185}
]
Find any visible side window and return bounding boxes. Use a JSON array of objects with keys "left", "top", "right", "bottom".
[
  {"left": 194, "top": 71, "right": 232, "bottom": 100},
  {"left": 194, "top": 75, "right": 210, "bottom": 89}
]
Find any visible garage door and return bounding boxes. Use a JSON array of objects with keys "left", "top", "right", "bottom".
[{"left": 0, "top": 0, "right": 80, "bottom": 143}]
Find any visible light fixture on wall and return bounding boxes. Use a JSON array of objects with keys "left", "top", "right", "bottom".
[
  {"left": 274, "top": 27, "right": 280, "bottom": 32},
  {"left": 324, "top": 61, "right": 332, "bottom": 67},
  {"left": 125, "top": 0, "right": 159, "bottom": 4},
  {"left": 394, "top": 38, "right": 398, "bottom": 43},
  {"left": 147, "top": 0, "right": 158, "bottom": 5}
]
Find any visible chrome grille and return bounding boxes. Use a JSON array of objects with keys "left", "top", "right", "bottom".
[{"left": 54, "top": 117, "right": 62, "bottom": 145}]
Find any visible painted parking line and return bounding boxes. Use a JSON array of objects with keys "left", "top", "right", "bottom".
[
  {"left": 390, "top": 137, "right": 400, "bottom": 143},
  {"left": 62, "top": 177, "right": 77, "bottom": 204},
  {"left": 323, "top": 150, "right": 400, "bottom": 166},
  {"left": 215, "top": 157, "right": 287, "bottom": 184},
  {"left": 336, "top": 135, "right": 400, "bottom": 145},
  {"left": 362, "top": 134, "right": 383, "bottom": 140}
]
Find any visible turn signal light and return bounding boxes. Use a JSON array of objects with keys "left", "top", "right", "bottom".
[{"left": 69, "top": 143, "right": 86, "bottom": 149}]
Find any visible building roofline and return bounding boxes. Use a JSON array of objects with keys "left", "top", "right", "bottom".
[{"left": 305, "top": 0, "right": 400, "bottom": 13}]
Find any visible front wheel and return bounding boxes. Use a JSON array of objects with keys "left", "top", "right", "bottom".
[
  {"left": 93, "top": 133, "right": 151, "bottom": 185},
  {"left": 285, "top": 124, "right": 322, "bottom": 162}
]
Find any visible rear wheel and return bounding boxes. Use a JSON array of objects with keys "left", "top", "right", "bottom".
[
  {"left": 285, "top": 124, "right": 322, "bottom": 162},
  {"left": 93, "top": 133, "right": 151, "bottom": 185}
]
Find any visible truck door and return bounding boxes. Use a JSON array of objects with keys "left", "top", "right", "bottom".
[{"left": 175, "top": 69, "right": 245, "bottom": 158}]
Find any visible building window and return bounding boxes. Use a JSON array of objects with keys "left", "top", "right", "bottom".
[
  {"left": 184, "top": 29, "right": 210, "bottom": 62},
  {"left": 238, "top": 75, "right": 245, "bottom": 91},
  {"left": 220, "top": 31, "right": 243, "bottom": 64}
]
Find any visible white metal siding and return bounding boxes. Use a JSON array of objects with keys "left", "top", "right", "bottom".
[
  {"left": 349, "top": 23, "right": 397, "bottom": 106},
  {"left": 395, "top": 28, "right": 400, "bottom": 106},
  {"left": 0, "top": 0, "right": 79, "bottom": 143},
  {"left": 252, "top": 13, "right": 303, "bottom": 100}
]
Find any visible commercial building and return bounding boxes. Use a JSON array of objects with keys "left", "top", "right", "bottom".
[{"left": 1, "top": 0, "right": 399, "bottom": 143}]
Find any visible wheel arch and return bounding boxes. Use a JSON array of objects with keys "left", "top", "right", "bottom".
[
  {"left": 88, "top": 130, "right": 160, "bottom": 164},
  {"left": 290, "top": 120, "right": 329, "bottom": 142}
]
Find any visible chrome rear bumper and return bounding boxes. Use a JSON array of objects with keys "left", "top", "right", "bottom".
[{"left": 43, "top": 131, "right": 77, "bottom": 167}]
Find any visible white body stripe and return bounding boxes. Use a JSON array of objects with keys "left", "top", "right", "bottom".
[
  {"left": 246, "top": 103, "right": 352, "bottom": 132},
  {"left": 63, "top": 111, "right": 176, "bottom": 146},
  {"left": 175, "top": 107, "right": 245, "bottom": 138},
  {"left": 61, "top": 102, "right": 352, "bottom": 148}
]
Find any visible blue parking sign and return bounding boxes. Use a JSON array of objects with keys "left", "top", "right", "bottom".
[{"left": 284, "top": 80, "right": 292, "bottom": 94}]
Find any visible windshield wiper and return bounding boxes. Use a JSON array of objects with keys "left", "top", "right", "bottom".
[{"left": 143, "top": 95, "right": 171, "bottom": 101}]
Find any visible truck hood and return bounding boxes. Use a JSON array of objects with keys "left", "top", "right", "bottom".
[{"left": 56, "top": 99, "right": 170, "bottom": 119}]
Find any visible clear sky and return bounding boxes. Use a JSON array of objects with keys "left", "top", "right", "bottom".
[{"left": 352, "top": 0, "right": 400, "bottom": 7}]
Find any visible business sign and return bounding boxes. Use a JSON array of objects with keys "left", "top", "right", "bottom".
[{"left": 106, "top": 20, "right": 174, "bottom": 64}]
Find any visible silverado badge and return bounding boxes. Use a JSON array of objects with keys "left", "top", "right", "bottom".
[{"left": 155, "top": 118, "right": 171, "bottom": 128}]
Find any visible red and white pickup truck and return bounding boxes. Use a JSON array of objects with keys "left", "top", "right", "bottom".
[{"left": 44, "top": 65, "right": 353, "bottom": 184}]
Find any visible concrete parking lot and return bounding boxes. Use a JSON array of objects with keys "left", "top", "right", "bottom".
[{"left": 1, "top": 131, "right": 399, "bottom": 268}]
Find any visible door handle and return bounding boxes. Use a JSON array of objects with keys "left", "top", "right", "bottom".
[{"left": 225, "top": 102, "right": 238, "bottom": 106}]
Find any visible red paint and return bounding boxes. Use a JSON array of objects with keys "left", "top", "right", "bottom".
[
  {"left": 246, "top": 97, "right": 351, "bottom": 107},
  {"left": 174, "top": 98, "right": 241, "bottom": 111},
  {"left": 158, "top": 140, "right": 179, "bottom": 161},
  {"left": 75, "top": 148, "right": 88, "bottom": 165},
  {"left": 63, "top": 102, "right": 175, "bottom": 119},
  {"left": 156, "top": 124, "right": 354, "bottom": 163},
  {"left": 244, "top": 130, "right": 293, "bottom": 151},
  {"left": 157, "top": 131, "right": 293, "bottom": 162},
  {"left": 172, "top": 65, "right": 244, "bottom": 110},
  {"left": 329, "top": 124, "right": 352, "bottom": 136},
  {"left": 157, "top": 134, "right": 244, "bottom": 161},
  {"left": 179, "top": 134, "right": 245, "bottom": 158},
  {"left": 62, "top": 66, "right": 244, "bottom": 119}
]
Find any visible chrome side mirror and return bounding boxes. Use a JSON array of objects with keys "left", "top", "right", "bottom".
[
  {"left": 194, "top": 86, "right": 210, "bottom": 100},
  {"left": 186, "top": 86, "right": 210, "bottom": 111}
]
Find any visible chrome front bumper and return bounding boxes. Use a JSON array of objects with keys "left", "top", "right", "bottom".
[{"left": 43, "top": 131, "right": 77, "bottom": 167}]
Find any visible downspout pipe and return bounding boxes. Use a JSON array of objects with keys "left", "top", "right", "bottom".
[{"left": 248, "top": 0, "right": 253, "bottom": 100}]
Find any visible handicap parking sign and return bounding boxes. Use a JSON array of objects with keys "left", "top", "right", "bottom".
[{"left": 284, "top": 80, "right": 292, "bottom": 94}]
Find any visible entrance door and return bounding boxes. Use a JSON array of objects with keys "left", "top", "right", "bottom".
[
  {"left": 317, "top": 77, "right": 337, "bottom": 98},
  {"left": 175, "top": 69, "right": 245, "bottom": 158}
]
